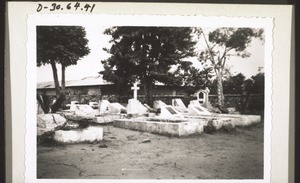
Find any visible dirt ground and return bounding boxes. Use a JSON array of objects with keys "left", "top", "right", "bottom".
[{"left": 37, "top": 123, "right": 264, "bottom": 179}]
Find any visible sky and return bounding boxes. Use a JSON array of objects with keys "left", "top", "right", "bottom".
[{"left": 36, "top": 26, "right": 265, "bottom": 83}]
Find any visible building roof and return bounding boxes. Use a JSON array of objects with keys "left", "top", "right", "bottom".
[{"left": 37, "top": 76, "right": 113, "bottom": 89}]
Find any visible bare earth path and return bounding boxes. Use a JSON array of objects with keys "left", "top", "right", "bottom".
[{"left": 37, "top": 123, "right": 264, "bottom": 179}]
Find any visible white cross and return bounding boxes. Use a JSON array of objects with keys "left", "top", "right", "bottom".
[{"left": 131, "top": 82, "right": 140, "bottom": 100}]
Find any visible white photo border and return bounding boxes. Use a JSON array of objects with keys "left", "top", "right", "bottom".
[{"left": 26, "top": 13, "right": 273, "bottom": 183}]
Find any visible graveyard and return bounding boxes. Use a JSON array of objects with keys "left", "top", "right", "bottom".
[{"left": 37, "top": 82, "right": 264, "bottom": 179}]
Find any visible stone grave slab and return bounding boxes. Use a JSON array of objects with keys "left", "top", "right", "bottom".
[
  {"left": 92, "top": 114, "right": 123, "bottom": 124},
  {"left": 189, "top": 100, "right": 211, "bottom": 114},
  {"left": 153, "top": 100, "right": 167, "bottom": 110},
  {"left": 37, "top": 114, "right": 67, "bottom": 136},
  {"left": 99, "top": 100, "right": 111, "bottom": 114},
  {"left": 75, "top": 104, "right": 99, "bottom": 117},
  {"left": 160, "top": 105, "right": 183, "bottom": 118},
  {"left": 109, "top": 103, "right": 126, "bottom": 114},
  {"left": 54, "top": 126, "right": 103, "bottom": 143},
  {"left": 70, "top": 101, "right": 79, "bottom": 111},
  {"left": 127, "top": 99, "right": 148, "bottom": 114},
  {"left": 113, "top": 118, "right": 203, "bottom": 137},
  {"left": 188, "top": 104, "right": 211, "bottom": 115},
  {"left": 172, "top": 98, "right": 188, "bottom": 113}
]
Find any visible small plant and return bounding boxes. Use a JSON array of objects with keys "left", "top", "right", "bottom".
[{"left": 203, "top": 120, "right": 216, "bottom": 134}]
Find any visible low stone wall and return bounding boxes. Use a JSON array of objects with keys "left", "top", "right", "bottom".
[{"left": 113, "top": 118, "right": 204, "bottom": 137}]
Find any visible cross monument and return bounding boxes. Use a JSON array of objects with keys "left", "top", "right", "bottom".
[{"left": 131, "top": 82, "right": 140, "bottom": 100}]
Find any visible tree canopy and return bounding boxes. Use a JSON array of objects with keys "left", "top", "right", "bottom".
[
  {"left": 198, "top": 27, "right": 264, "bottom": 107},
  {"left": 37, "top": 26, "right": 90, "bottom": 112},
  {"left": 37, "top": 26, "right": 90, "bottom": 67},
  {"left": 101, "top": 27, "right": 196, "bottom": 104}
]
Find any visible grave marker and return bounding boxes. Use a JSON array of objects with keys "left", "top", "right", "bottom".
[
  {"left": 131, "top": 82, "right": 140, "bottom": 100},
  {"left": 160, "top": 105, "right": 183, "bottom": 117},
  {"left": 172, "top": 98, "right": 188, "bottom": 113}
]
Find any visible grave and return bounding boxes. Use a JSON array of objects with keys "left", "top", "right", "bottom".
[
  {"left": 37, "top": 114, "right": 67, "bottom": 136},
  {"left": 186, "top": 113, "right": 261, "bottom": 126},
  {"left": 98, "top": 100, "right": 110, "bottom": 114},
  {"left": 196, "top": 87, "right": 212, "bottom": 108},
  {"left": 172, "top": 98, "right": 188, "bottom": 113},
  {"left": 54, "top": 126, "right": 103, "bottom": 143},
  {"left": 188, "top": 104, "right": 211, "bottom": 115},
  {"left": 160, "top": 105, "right": 183, "bottom": 118},
  {"left": 188, "top": 100, "right": 211, "bottom": 115},
  {"left": 126, "top": 82, "right": 148, "bottom": 115},
  {"left": 70, "top": 101, "right": 79, "bottom": 111},
  {"left": 109, "top": 103, "right": 126, "bottom": 114},
  {"left": 114, "top": 117, "right": 203, "bottom": 137},
  {"left": 127, "top": 99, "right": 148, "bottom": 114},
  {"left": 74, "top": 104, "right": 99, "bottom": 117},
  {"left": 153, "top": 100, "right": 167, "bottom": 110}
]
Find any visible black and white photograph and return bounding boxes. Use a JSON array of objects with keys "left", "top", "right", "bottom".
[
  {"left": 5, "top": 1, "right": 295, "bottom": 183},
  {"left": 25, "top": 12, "right": 273, "bottom": 182}
]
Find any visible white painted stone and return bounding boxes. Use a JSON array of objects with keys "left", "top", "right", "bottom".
[
  {"left": 37, "top": 114, "right": 67, "bottom": 135},
  {"left": 172, "top": 98, "right": 187, "bottom": 113},
  {"left": 153, "top": 100, "right": 167, "bottom": 110},
  {"left": 188, "top": 104, "right": 211, "bottom": 115},
  {"left": 92, "top": 114, "right": 122, "bottom": 124},
  {"left": 160, "top": 105, "right": 183, "bottom": 118},
  {"left": 189, "top": 100, "right": 211, "bottom": 114},
  {"left": 70, "top": 101, "right": 79, "bottom": 111},
  {"left": 109, "top": 103, "right": 126, "bottom": 114},
  {"left": 127, "top": 99, "right": 148, "bottom": 114},
  {"left": 98, "top": 100, "right": 110, "bottom": 114},
  {"left": 54, "top": 126, "right": 103, "bottom": 143},
  {"left": 89, "top": 102, "right": 99, "bottom": 109},
  {"left": 75, "top": 104, "right": 99, "bottom": 117}
]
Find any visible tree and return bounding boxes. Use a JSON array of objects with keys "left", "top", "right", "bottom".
[
  {"left": 173, "top": 61, "right": 214, "bottom": 94},
  {"left": 101, "top": 27, "right": 196, "bottom": 105},
  {"left": 37, "top": 26, "right": 90, "bottom": 112},
  {"left": 223, "top": 73, "right": 246, "bottom": 94},
  {"left": 197, "top": 28, "right": 264, "bottom": 107}
]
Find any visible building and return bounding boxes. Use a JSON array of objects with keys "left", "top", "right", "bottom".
[{"left": 37, "top": 76, "right": 187, "bottom": 104}]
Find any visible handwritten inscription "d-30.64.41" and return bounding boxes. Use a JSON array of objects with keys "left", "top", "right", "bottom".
[{"left": 37, "top": 2, "right": 96, "bottom": 13}]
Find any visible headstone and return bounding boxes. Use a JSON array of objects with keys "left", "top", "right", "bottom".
[
  {"left": 98, "top": 100, "right": 110, "bottom": 114},
  {"left": 188, "top": 104, "right": 211, "bottom": 115},
  {"left": 109, "top": 103, "right": 126, "bottom": 114},
  {"left": 153, "top": 100, "right": 167, "bottom": 110},
  {"left": 189, "top": 100, "right": 211, "bottom": 115},
  {"left": 126, "top": 99, "right": 148, "bottom": 114},
  {"left": 70, "top": 101, "right": 79, "bottom": 111},
  {"left": 160, "top": 105, "right": 183, "bottom": 118},
  {"left": 172, "top": 98, "right": 188, "bottom": 113},
  {"left": 196, "top": 87, "right": 211, "bottom": 108}
]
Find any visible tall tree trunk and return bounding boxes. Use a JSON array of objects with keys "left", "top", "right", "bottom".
[
  {"left": 61, "top": 64, "right": 66, "bottom": 91},
  {"left": 143, "top": 77, "right": 152, "bottom": 106},
  {"left": 50, "top": 61, "right": 60, "bottom": 96},
  {"left": 216, "top": 71, "right": 225, "bottom": 107}
]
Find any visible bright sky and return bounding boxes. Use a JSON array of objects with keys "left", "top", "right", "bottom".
[{"left": 37, "top": 26, "right": 264, "bottom": 83}]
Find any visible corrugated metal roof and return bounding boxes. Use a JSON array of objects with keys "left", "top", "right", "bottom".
[{"left": 37, "top": 76, "right": 113, "bottom": 89}]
